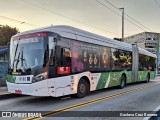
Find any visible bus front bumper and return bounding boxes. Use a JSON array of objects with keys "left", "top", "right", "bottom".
[{"left": 6, "top": 80, "right": 50, "bottom": 96}]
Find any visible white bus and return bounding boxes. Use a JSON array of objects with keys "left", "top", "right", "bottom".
[{"left": 6, "top": 25, "right": 156, "bottom": 98}]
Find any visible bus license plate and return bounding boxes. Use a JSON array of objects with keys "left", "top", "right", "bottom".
[
  {"left": 15, "top": 90, "right": 22, "bottom": 94},
  {"left": 15, "top": 75, "right": 33, "bottom": 84}
]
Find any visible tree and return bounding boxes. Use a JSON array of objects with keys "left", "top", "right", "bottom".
[{"left": 0, "top": 25, "right": 19, "bottom": 46}]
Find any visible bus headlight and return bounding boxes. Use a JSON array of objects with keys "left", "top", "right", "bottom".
[{"left": 32, "top": 72, "right": 47, "bottom": 83}]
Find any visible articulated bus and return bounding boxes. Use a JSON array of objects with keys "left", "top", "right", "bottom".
[{"left": 6, "top": 25, "right": 156, "bottom": 98}]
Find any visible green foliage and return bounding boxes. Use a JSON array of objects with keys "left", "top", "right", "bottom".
[{"left": 0, "top": 25, "right": 19, "bottom": 46}]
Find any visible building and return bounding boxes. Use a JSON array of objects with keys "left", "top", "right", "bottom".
[
  {"left": 0, "top": 45, "right": 9, "bottom": 86},
  {"left": 124, "top": 32, "right": 160, "bottom": 73}
]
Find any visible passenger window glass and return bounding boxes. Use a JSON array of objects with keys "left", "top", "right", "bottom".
[
  {"left": 111, "top": 48, "right": 119, "bottom": 70},
  {"left": 100, "top": 47, "right": 110, "bottom": 70},
  {"left": 111, "top": 49, "right": 132, "bottom": 70},
  {"left": 139, "top": 54, "right": 155, "bottom": 71},
  {"left": 119, "top": 50, "right": 132, "bottom": 69},
  {"left": 62, "top": 48, "right": 71, "bottom": 66}
]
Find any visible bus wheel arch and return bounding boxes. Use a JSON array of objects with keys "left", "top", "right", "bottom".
[
  {"left": 119, "top": 73, "right": 126, "bottom": 89},
  {"left": 76, "top": 76, "right": 90, "bottom": 98}
]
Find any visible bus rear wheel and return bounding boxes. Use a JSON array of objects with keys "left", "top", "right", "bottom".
[
  {"left": 76, "top": 79, "right": 89, "bottom": 98},
  {"left": 119, "top": 75, "right": 126, "bottom": 89}
]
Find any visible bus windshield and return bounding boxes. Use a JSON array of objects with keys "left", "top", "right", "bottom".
[{"left": 10, "top": 36, "right": 45, "bottom": 73}]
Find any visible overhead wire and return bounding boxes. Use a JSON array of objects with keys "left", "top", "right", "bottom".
[
  {"left": 153, "top": 0, "right": 160, "bottom": 9},
  {"left": 21, "top": 0, "right": 118, "bottom": 35},
  {"left": 0, "top": 16, "right": 39, "bottom": 27},
  {"left": 104, "top": 0, "right": 151, "bottom": 31},
  {"left": 96, "top": 0, "right": 147, "bottom": 31}
]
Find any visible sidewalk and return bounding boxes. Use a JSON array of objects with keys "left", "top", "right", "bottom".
[
  {"left": 155, "top": 75, "right": 160, "bottom": 79},
  {"left": 0, "top": 86, "right": 8, "bottom": 93}
]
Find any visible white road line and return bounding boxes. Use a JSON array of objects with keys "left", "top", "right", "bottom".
[{"left": 143, "top": 105, "right": 160, "bottom": 120}]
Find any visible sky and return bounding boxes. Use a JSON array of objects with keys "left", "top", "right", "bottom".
[{"left": 0, "top": 0, "right": 160, "bottom": 39}]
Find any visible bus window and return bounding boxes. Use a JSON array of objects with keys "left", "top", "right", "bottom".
[
  {"left": 57, "top": 48, "right": 71, "bottom": 75},
  {"left": 111, "top": 48, "right": 119, "bottom": 70},
  {"left": 111, "top": 49, "right": 132, "bottom": 70},
  {"left": 62, "top": 48, "right": 71, "bottom": 66},
  {"left": 100, "top": 47, "right": 110, "bottom": 71},
  {"left": 119, "top": 50, "right": 132, "bottom": 70},
  {"left": 55, "top": 46, "right": 71, "bottom": 66}
]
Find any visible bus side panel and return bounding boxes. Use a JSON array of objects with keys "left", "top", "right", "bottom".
[
  {"left": 95, "top": 72, "right": 110, "bottom": 90},
  {"left": 48, "top": 76, "right": 72, "bottom": 97},
  {"left": 138, "top": 71, "right": 148, "bottom": 81},
  {"left": 138, "top": 71, "right": 155, "bottom": 81},
  {"left": 48, "top": 72, "right": 91, "bottom": 97},
  {"left": 94, "top": 70, "right": 132, "bottom": 90},
  {"left": 150, "top": 71, "right": 156, "bottom": 79},
  {"left": 108, "top": 72, "right": 121, "bottom": 87},
  {"left": 125, "top": 71, "right": 132, "bottom": 84},
  {"left": 108, "top": 70, "right": 132, "bottom": 86}
]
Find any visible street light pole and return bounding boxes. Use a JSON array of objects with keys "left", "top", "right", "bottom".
[{"left": 119, "top": 8, "right": 124, "bottom": 41}]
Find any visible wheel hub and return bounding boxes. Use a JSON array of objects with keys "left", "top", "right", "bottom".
[{"left": 80, "top": 84, "right": 86, "bottom": 93}]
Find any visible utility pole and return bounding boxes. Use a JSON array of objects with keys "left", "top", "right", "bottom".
[{"left": 119, "top": 8, "right": 124, "bottom": 41}]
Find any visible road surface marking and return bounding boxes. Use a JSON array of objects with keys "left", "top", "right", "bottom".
[
  {"left": 143, "top": 104, "right": 160, "bottom": 120},
  {"left": 23, "top": 82, "right": 160, "bottom": 120}
]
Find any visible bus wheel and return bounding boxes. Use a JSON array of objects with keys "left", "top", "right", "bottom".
[
  {"left": 146, "top": 74, "right": 150, "bottom": 83},
  {"left": 76, "top": 79, "right": 89, "bottom": 98},
  {"left": 119, "top": 75, "right": 126, "bottom": 89}
]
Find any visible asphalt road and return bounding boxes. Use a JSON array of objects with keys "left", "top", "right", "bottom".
[{"left": 1, "top": 77, "right": 160, "bottom": 120}]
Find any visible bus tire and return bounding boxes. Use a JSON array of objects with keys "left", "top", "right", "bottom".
[
  {"left": 146, "top": 73, "right": 150, "bottom": 83},
  {"left": 119, "top": 75, "right": 126, "bottom": 89},
  {"left": 76, "top": 79, "right": 89, "bottom": 98}
]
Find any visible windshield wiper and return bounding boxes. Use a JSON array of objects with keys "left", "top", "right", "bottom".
[
  {"left": 13, "top": 49, "right": 31, "bottom": 74},
  {"left": 15, "top": 51, "right": 20, "bottom": 69},
  {"left": 12, "top": 39, "right": 20, "bottom": 69}
]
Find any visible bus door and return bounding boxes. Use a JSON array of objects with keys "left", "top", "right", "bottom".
[
  {"left": 52, "top": 45, "right": 72, "bottom": 96},
  {"left": 48, "top": 38, "right": 72, "bottom": 96},
  {"left": 132, "top": 44, "right": 139, "bottom": 82},
  {"left": 55, "top": 46, "right": 71, "bottom": 75},
  {"left": 48, "top": 36, "right": 57, "bottom": 78},
  {"left": 48, "top": 36, "right": 71, "bottom": 77}
]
